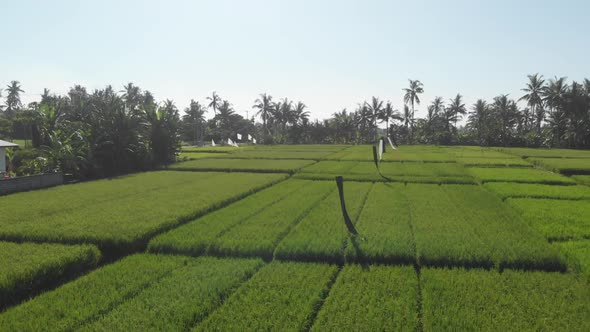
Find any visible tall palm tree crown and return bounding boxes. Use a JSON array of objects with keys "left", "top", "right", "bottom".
[{"left": 519, "top": 73, "right": 546, "bottom": 134}]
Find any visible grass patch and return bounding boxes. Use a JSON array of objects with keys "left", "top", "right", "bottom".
[
  {"left": 573, "top": 175, "right": 590, "bottom": 185},
  {"left": 194, "top": 261, "right": 338, "bottom": 331},
  {"left": 0, "top": 254, "right": 185, "bottom": 331},
  {"left": 79, "top": 256, "right": 264, "bottom": 332},
  {"left": 177, "top": 152, "right": 226, "bottom": 160},
  {"left": 530, "top": 157, "right": 590, "bottom": 175},
  {"left": 554, "top": 240, "right": 590, "bottom": 279},
  {"left": 468, "top": 167, "right": 575, "bottom": 184},
  {"left": 214, "top": 150, "right": 336, "bottom": 160},
  {"left": 484, "top": 182, "right": 590, "bottom": 200},
  {"left": 456, "top": 158, "right": 531, "bottom": 167},
  {"left": 325, "top": 145, "right": 453, "bottom": 162},
  {"left": 0, "top": 171, "right": 286, "bottom": 255},
  {"left": 148, "top": 179, "right": 309, "bottom": 256},
  {"left": 421, "top": 267, "right": 590, "bottom": 331},
  {"left": 501, "top": 147, "right": 590, "bottom": 159},
  {"left": 274, "top": 182, "right": 373, "bottom": 263},
  {"left": 408, "top": 184, "right": 564, "bottom": 271},
  {"left": 311, "top": 265, "right": 418, "bottom": 331},
  {"left": 506, "top": 198, "right": 590, "bottom": 241},
  {"left": 344, "top": 183, "right": 415, "bottom": 264},
  {"left": 208, "top": 181, "right": 333, "bottom": 260},
  {"left": 169, "top": 158, "right": 314, "bottom": 173},
  {"left": 0, "top": 242, "right": 100, "bottom": 310}
]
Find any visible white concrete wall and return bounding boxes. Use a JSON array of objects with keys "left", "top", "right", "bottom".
[{"left": 0, "top": 148, "right": 6, "bottom": 174}]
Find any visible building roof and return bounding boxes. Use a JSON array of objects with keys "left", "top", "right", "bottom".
[{"left": 0, "top": 140, "right": 19, "bottom": 148}]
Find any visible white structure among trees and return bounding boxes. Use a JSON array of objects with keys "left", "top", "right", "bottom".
[{"left": 0, "top": 140, "right": 18, "bottom": 175}]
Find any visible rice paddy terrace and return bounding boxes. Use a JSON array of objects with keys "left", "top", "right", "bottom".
[{"left": 1, "top": 144, "right": 589, "bottom": 331}]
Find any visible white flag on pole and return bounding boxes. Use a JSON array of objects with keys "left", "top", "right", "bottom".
[
  {"left": 227, "top": 138, "right": 232, "bottom": 145},
  {"left": 253, "top": 138, "right": 257, "bottom": 144},
  {"left": 248, "top": 134, "right": 253, "bottom": 140},
  {"left": 211, "top": 139, "right": 216, "bottom": 147},
  {"left": 387, "top": 136, "right": 397, "bottom": 150},
  {"left": 237, "top": 133, "right": 242, "bottom": 140},
  {"left": 378, "top": 139, "right": 383, "bottom": 161}
]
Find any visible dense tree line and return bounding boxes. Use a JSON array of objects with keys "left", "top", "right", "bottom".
[
  {"left": 1, "top": 74, "right": 589, "bottom": 178},
  {"left": 0, "top": 82, "right": 180, "bottom": 179}
]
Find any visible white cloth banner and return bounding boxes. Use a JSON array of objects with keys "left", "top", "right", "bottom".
[
  {"left": 253, "top": 138, "right": 257, "bottom": 144},
  {"left": 237, "top": 133, "right": 242, "bottom": 140},
  {"left": 211, "top": 139, "right": 216, "bottom": 147},
  {"left": 387, "top": 137, "right": 397, "bottom": 150},
  {"left": 378, "top": 139, "right": 383, "bottom": 161},
  {"left": 248, "top": 134, "right": 253, "bottom": 140}
]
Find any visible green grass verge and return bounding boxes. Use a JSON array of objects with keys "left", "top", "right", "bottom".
[
  {"left": 311, "top": 265, "right": 419, "bottom": 331},
  {"left": 530, "top": 157, "right": 590, "bottom": 175},
  {"left": 468, "top": 167, "right": 575, "bottom": 184},
  {"left": 194, "top": 261, "right": 338, "bottom": 331},
  {"left": 0, "top": 242, "right": 100, "bottom": 310},
  {"left": 0, "top": 171, "right": 286, "bottom": 255},
  {"left": 177, "top": 152, "right": 226, "bottom": 160},
  {"left": 506, "top": 198, "right": 590, "bottom": 241},
  {"left": 421, "top": 268, "right": 590, "bottom": 331},
  {"left": 484, "top": 182, "right": 590, "bottom": 200},
  {"left": 169, "top": 158, "right": 315, "bottom": 173},
  {"left": 274, "top": 182, "right": 373, "bottom": 263},
  {"left": 148, "top": 179, "right": 309, "bottom": 256}
]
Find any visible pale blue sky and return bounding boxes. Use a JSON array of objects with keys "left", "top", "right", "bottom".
[{"left": 2, "top": 0, "right": 589, "bottom": 122}]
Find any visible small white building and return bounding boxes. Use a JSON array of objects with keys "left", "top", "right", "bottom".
[{"left": 0, "top": 140, "right": 19, "bottom": 175}]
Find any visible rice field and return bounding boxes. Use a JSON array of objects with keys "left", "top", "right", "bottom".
[{"left": 1, "top": 144, "right": 589, "bottom": 330}]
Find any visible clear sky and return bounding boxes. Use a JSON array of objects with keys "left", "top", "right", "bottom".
[{"left": 2, "top": 0, "right": 589, "bottom": 122}]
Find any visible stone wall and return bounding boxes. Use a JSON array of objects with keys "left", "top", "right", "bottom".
[{"left": 0, "top": 172, "right": 64, "bottom": 196}]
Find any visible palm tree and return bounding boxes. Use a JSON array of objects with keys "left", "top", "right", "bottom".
[
  {"left": 468, "top": 99, "right": 488, "bottom": 145},
  {"left": 207, "top": 91, "right": 221, "bottom": 117},
  {"left": 519, "top": 73, "right": 546, "bottom": 134},
  {"left": 365, "top": 97, "right": 384, "bottom": 140},
  {"left": 491, "top": 94, "right": 518, "bottom": 146},
  {"left": 292, "top": 101, "right": 309, "bottom": 125},
  {"left": 252, "top": 93, "right": 273, "bottom": 135},
  {"left": 403, "top": 80, "right": 424, "bottom": 117},
  {"left": 183, "top": 100, "right": 206, "bottom": 144},
  {"left": 448, "top": 93, "right": 467, "bottom": 130},
  {"left": 379, "top": 101, "right": 401, "bottom": 137},
  {"left": 5, "top": 81, "right": 24, "bottom": 118},
  {"left": 403, "top": 80, "right": 423, "bottom": 142},
  {"left": 542, "top": 77, "right": 568, "bottom": 145},
  {"left": 402, "top": 104, "right": 415, "bottom": 143},
  {"left": 121, "top": 83, "right": 142, "bottom": 113}
]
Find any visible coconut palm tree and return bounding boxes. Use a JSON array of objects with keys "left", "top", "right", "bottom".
[
  {"left": 403, "top": 80, "right": 423, "bottom": 142},
  {"left": 252, "top": 93, "right": 273, "bottom": 135},
  {"left": 292, "top": 101, "right": 309, "bottom": 125},
  {"left": 468, "top": 99, "right": 488, "bottom": 145},
  {"left": 379, "top": 101, "right": 401, "bottom": 137},
  {"left": 207, "top": 91, "right": 221, "bottom": 117},
  {"left": 402, "top": 104, "right": 415, "bottom": 143},
  {"left": 519, "top": 73, "right": 546, "bottom": 134},
  {"left": 403, "top": 79, "right": 424, "bottom": 118},
  {"left": 365, "top": 96, "right": 384, "bottom": 140},
  {"left": 448, "top": 93, "right": 467, "bottom": 130},
  {"left": 5, "top": 81, "right": 24, "bottom": 118}
]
